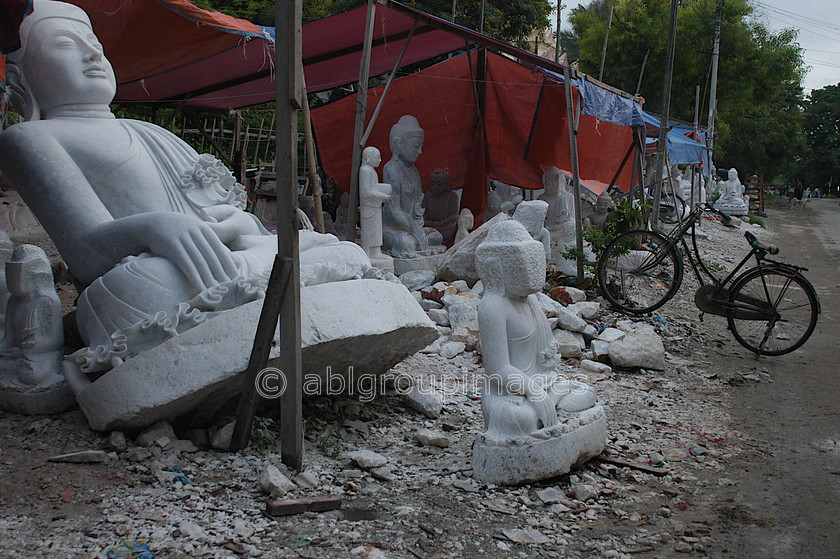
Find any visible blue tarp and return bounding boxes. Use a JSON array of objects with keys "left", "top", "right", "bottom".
[
  {"left": 643, "top": 112, "right": 709, "bottom": 173},
  {"left": 538, "top": 68, "right": 645, "bottom": 128}
]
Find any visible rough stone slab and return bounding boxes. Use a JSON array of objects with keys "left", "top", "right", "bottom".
[
  {"left": 472, "top": 405, "right": 607, "bottom": 485},
  {"left": 399, "top": 270, "right": 436, "bottom": 291},
  {"left": 436, "top": 213, "right": 508, "bottom": 284},
  {"left": 266, "top": 496, "right": 342, "bottom": 517},
  {"left": 345, "top": 450, "right": 388, "bottom": 469},
  {"left": 74, "top": 279, "right": 437, "bottom": 431},
  {"left": 401, "top": 384, "right": 443, "bottom": 418},
  {"left": 608, "top": 327, "right": 666, "bottom": 370},
  {"left": 261, "top": 465, "right": 296, "bottom": 497},
  {"left": 449, "top": 321, "right": 479, "bottom": 351},
  {"left": 393, "top": 254, "right": 443, "bottom": 276}
]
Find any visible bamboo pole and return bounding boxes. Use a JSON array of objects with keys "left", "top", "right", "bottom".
[
  {"left": 302, "top": 88, "right": 325, "bottom": 233},
  {"left": 652, "top": 0, "right": 679, "bottom": 230},
  {"left": 564, "top": 65, "right": 585, "bottom": 281}
]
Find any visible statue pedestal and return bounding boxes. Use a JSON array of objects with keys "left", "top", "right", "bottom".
[
  {"left": 472, "top": 404, "right": 607, "bottom": 485},
  {"left": 715, "top": 202, "right": 749, "bottom": 216},
  {"left": 368, "top": 253, "right": 395, "bottom": 274},
  {"left": 393, "top": 253, "right": 443, "bottom": 276},
  {"left": 0, "top": 376, "right": 75, "bottom": 415},
  {"left": 65, "top": 279, "right": 437, "bottom": 431}
]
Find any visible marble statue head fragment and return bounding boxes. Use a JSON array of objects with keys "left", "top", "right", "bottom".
[
  {"left": 512, "top": 200, "right": 548, "bottom": 236},
  {"left": 389, "top": 115, "right": 424, "bottom": 164},
  {"left": 6, "top": 0, "right": 117, "bottom": 120},
  {"left": 476, "top": 220, "right": 545, "bottom": 298},
  {"left": 728, "top": 168, "right": 738, "bottom": 181},
  {"left": 542, "top": 166, "right": 564, "bottom": 196},
  {"left": 5, "top": 245, "right": 53, "bottom": 296}
]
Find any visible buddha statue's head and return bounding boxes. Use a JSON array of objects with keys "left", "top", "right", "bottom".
[
  {"left": 542, "top": 167, "right": 563, "bottom": 196},
  {"left": 6, "top": 0, "right": 116, "bottom": 120},
  {"left": 476, "top": 220, "right": 545, "bottom": 298},
  {"left": 512, "top": 200, "right": 548, "bottom": 237},
  {"left": 728, "top": 168, "right": 738, "bottom": 182},
  {"left": 5, "top": 245, "right": 53, "bottom": 297},
  {"left": 362, "top": 146, "right": 381, "bottom": 167},
  {"left": 594, "top": 193, "right": 613, "bottom": 215},
  {"left": 389, "top": 115, "right": 424, "bottom": 164},
  {"left": 429, "top": 169, "right": 450, "bottom": 194}
]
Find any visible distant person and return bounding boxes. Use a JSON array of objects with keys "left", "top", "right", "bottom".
[{"left": 794, "top": 180, "right": 804, "bottom": 200}]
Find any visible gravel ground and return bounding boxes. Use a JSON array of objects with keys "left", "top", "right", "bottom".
[{"left": 0, "top": 215, "right": 777, "bottom": 558}]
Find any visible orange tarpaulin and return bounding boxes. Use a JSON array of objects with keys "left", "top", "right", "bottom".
[{"left": 311, "top": 51, "right": 635, "bottom": 223}]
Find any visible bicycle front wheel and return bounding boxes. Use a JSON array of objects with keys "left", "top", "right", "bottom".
[
  {"left": 598, "top": 230, "right": 683, "bottom": 314},
  {"left": 727, "top": 268, "right": 819, "bottom": 356}
]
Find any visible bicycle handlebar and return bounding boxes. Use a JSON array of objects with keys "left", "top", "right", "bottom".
[{"left": 744, "top": 231, "right": 779, "bottom": 255}]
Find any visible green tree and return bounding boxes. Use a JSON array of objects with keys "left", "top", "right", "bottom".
[
  {"left": 568, "top": 0, "right": 806, "bottom": 177},
  {"left": 798, "top": 84, "right": 840, "bottom": 193}
]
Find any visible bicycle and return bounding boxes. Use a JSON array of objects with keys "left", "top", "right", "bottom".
[{"left": 597, "top": 203, "right": 820, "bottom": 357}]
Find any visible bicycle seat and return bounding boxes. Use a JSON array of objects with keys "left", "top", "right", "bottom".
[{"left": 744, "top": 231, "right": 779, "bottom": 255}]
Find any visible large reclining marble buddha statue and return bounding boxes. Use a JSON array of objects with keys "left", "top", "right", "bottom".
[{"left": 0, "top": 0, "right": 369, "bottom": 373}]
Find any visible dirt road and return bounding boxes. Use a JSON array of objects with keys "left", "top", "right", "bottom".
[{"left": 693, "top": 197, "right": 840, "bottom": 557}]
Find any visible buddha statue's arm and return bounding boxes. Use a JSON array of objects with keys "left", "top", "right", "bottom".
[
  {"left": 478, "top": 297, "right": 559, "bottom": 428},
  {"left": 0, "top": 127, "right": 237, "bottom": 290}
]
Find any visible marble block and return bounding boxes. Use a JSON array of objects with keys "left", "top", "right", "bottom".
[
  {"left": 472, "top": 404, "right": 607, "bottom": 485},
  {"left": 68, "top": 279, "right": 437, "bottom": 431}
]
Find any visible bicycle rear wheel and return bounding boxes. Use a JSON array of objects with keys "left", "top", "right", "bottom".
[
  {"left": 727, "top": 268, "right": 819, "bottom": 356},
  {"left": 598, "top": 230, "right": 683, "bottom": 314}
]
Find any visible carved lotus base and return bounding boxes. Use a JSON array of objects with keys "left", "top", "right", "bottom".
[{"left": 472, "top": 404, "right": 607, "bottom": 485}]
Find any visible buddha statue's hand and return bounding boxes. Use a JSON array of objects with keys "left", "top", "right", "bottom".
[
  {"left": 526, "top": 387, "right": 559, "bottom": 429},
  {"left": 142, "top": 212, "right": 239, "bottom": 292}
]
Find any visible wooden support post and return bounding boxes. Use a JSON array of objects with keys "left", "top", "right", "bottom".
[
  {"left": 230, "top": 255, "right": 292, "bottom": 452},
  {"left": 302, "top": 85, "right": 325, "bottom": 234},
  {"left": 346, "top": 0, "right": 377, "bottom": 242},
  {"left": 233, "top": 111, "right": 245, "bottom": 184},
  {"left": 652, "top": 0, "right": 679, "bottom": 230},
  {"left": 275, "top": 0, "right": 303, "bottom": 471},
  {"left": 564, "top": 64, "right": 585, "bottom": 282}
]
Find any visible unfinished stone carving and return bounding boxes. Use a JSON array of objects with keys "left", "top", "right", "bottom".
[
  {"left": 472, "top": 220, "right": 606, "bottom": 484},
  {"left": 538, "top": 167, "right": 577, "bottom": 274},
  {"left": 0, "top": 245, "right": 74, "bottom": 414},
  {"left": 422, "top": 168, "right": 459, "bottom": 244},
  {"left": 453, "top": 208, "right": 474, "bottom": 245},
  {"left": 512, "top": 200, "right": 550, "bottom": 260}
]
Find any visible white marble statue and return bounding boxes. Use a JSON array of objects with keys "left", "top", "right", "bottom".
[
  {"left": 453, "top": 208, "right": 474, "bottom": 245},
  {"left": 0, "top": 231, "right": 13, "bottom": 331},
  {"left": 0, "top": 0, "right": 370, "bottom": 374},
  {"left": 512, "top": 200, "right": 550, "bottom": 261},
  {"left": 680, "top": 166, "right": 706, "bottom": 207},
  {"left": 483, "top": 190, "right": 503, "bottom": 223},
  {"left": 715, "top": 168, "right": 749, "bottom": 216},
  {"left": 381, "top": 115, "right": 444, "bottom": 258},
  {"left": 584, "top": 192, "right": 614, "bottom": 231},
  {"left": 359, "top": 146, "right": 392, "bottom": 263},
  {"left": 472, "top": 220, "right": 605, "bottom": 484},
  {"left": 0, "top": 245, "right": 73, "bottom": 414},
  {"left": 538, "top": 167, "right": 577, "bottom": 273},
  {"left": 492, "top": 180, "right": 523, "bottom": 214}
]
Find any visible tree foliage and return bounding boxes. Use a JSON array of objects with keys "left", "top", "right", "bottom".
[
  {"left": 568, "top": 0, "right": 807, "bottom": 178},
  {"left": 798, "top": 84, "right": 840, "bottom": 191}
]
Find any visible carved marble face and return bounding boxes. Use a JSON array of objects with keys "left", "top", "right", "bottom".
[
  {"left": 362, "top": 147, "right": 381, "bottom": 167},
  {"left": 397, "top": 133, "right": 424, "bottom": 164},
  {"left": 23, "top": 16, "right": 117, "bottom": 113},
  {"left": 595, "top": 195, "right": 611, "bottom": 214},
  {"left": 430, "top": 169, "right": 450, "bottom": 193},
  {"left": 728, "top": 168, "right": 738, "bottom": 181}
]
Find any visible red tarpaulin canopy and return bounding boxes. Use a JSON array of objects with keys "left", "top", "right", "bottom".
[{"left": 311, "top": 51, "right": 635, "bottom": 222}]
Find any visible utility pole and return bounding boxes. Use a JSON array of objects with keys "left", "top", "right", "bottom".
[
  {"left": 479, "top": 0, "right": 485, "bottom": 33},
  {"left": 599, "top": 0, "right": 614, "bottom": 82},
  {"left": 652, "top": 0, "right": 679, "bottom": 230},
  {"left": 706, "top": 0, "right": 723, "bottom": 188},
  {"left": 555, "top": 1, "right": 563, "bottom": 64}
]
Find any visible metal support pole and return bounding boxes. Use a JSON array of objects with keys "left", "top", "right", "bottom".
[
  {"left": 564, "top": 64, "right": 584, "bottom": 282},
  {"left": 599, "top": 1, "right": 614, "bottom": 82},
  {"left": 346, "top": 0, "right": 377, "bottom": 242},
  {"left": 652, "top": 0, "right": 679, "bottom": 230},
  {"left": 706, "top": 0, "right": 723, "bottom": 191}
]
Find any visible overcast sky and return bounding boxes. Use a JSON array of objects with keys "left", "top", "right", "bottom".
[{"left": 556, "top": 0, "right": 840, "bottom": 96}]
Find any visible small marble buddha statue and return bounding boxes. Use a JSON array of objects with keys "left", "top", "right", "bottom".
[
  {"left": 715, "top": 167, "right": 749, "bottom": 215},
  {"left": 453, "top": 208, "right": 474, "bottom": 245},
  {"left": 475, "top": 220, "right": 596, "bottom": 442},
  {"left": 381, "top": 115, "right": 444, "bottom": 258},
  {"left": 483, "top": 190, "right": 503, "bottom": 223},
  {"left": 422, "top": 169, "right": 459, "bottom": 244},
  {"left": 0, "top": 245, "right": 68, "bottom": 413},
  {"left": 513, "top": 200, "right": 550, "bottom": 261},
  {"left": 359, "top": 146, "right": 392, "bottom": 261},
  {"left": 584, "top": 193, "right": 613, "bottom": 231}
]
